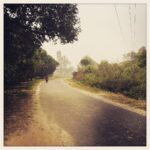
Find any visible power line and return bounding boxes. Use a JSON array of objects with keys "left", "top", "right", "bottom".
[
  {"left": 114, "top": 4, "right": 127, "bottom": 50},
  {"left": 129, "top": 5, "right": 133, "bottom": 41},
  {"left": 134, "top": 4, "right": 136, "bottom": 44},
  {"left": 129, "top": 4, "right": 136, "bottom": 50}
]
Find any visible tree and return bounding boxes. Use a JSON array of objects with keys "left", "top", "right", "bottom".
[
  {"left": 4, "top": 4, "right": 80, "bottom": 84},
  {"left": 80, "top": 58, "right": 91, "bottom": 66},
  {"left": 33, "top": 48, "right": 59, "bottom": 78},
  {"left": 4, "top": 4, "right": 80, "bottom": 45},
  {"left": 75, "top": 47, "right": 146, "bottom": 100},
  {"left": 123, "top": 47, "right": 146, "bottom": 68},
  {"left": 80, "top": 56, "right": 97, "bottom": 67},
  {"left": 137, "top": 47, "right": 146, "bottom": 68}
]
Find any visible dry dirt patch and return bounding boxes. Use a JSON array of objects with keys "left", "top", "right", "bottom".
[{"left": 66, "top": 79, "right": 146, "bottom": 113}]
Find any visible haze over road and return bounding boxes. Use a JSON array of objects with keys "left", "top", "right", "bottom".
[{"left": 39, "top": 78, "right": 146, "bottom": 146}]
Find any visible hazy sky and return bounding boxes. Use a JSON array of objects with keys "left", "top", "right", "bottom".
[{"left": 42, "top": 4, "right": 146, "bottom": 68}]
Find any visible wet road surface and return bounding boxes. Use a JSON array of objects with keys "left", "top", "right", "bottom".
[{"left": 39, "top": 78, "right": 146, "bottom": 146}]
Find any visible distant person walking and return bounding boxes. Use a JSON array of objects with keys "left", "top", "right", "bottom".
[{"left": 44, "top": 75, "right": 48, "bottom": 83}]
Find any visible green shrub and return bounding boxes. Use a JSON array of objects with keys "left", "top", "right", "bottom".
[{"left": 75, "top": 47, "right": 146, "bottom": 100}]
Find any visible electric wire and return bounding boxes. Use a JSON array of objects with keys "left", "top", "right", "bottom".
[
  {"left": 114, "top": 4, "right": 127, "bottom": 50},
  {"left": 134, "top": 4, "right": 136, "bottom": 45},
  {"left": 129, "top": 5, "right": 133, "bottom": 41}
]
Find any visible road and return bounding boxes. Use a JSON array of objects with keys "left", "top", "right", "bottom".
[{"left": 39, "top": 78, "right": 146, "bottom": 146}]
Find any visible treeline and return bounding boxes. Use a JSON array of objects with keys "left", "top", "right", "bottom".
[
  {"left": 5, "top": 48, "right": 58, "bottom": 84},
  {"left": 4, "top": 4, "right": 80, "bottom": 85},
  {"left": 73, "top": 47, "right": 146, "bottom": 100}
]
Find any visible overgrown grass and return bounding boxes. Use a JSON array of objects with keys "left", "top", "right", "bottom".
[{"left": 66, "top": 79, "right": 146, "bottom": 111}]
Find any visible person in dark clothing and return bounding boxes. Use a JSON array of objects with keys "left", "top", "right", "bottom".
[{"left": 44, "top": 75, "right": 48, "bottom": 83}]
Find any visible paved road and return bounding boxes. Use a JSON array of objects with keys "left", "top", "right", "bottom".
[{"left": 39, "top": 78, "right": 146, "bottom": 146}]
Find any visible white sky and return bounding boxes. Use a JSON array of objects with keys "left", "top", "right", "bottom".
[{"left": 42, "top": 4, "right": 146, "bottom": 68}]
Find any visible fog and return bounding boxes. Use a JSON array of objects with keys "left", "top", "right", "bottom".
[{"left": 42, "top": 4, "right": 146, "bottom": 68}]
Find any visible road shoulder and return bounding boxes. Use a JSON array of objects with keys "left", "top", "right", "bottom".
[
  {"left": 65, "top": 79, "right": 146, "bottom": 117},
  {"left": 5, "top": 79, "right": 74, "bottom": 146}
]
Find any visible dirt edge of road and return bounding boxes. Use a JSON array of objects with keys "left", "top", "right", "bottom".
[
  {"left": 66, "top": 79, "right": 146, "bottom": 117},
  {"left": 5, "top": 80, "right": 74, "bottom": 146}
]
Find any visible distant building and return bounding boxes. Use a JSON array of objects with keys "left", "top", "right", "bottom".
[{"left": 54, "top": 51, "right": 74, "bottom": 78}]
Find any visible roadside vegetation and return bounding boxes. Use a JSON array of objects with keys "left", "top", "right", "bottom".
[
  {"left": 66, "top": 79, "right": 146, "bottom": 111},
  {"left": 5, "top": 47, "right": 58, "bottom": 86},
  {"left": 4, "top": 79, "right": 41, "bottom": 142},
  {"left": 73, "top": 47, "right": 146, "bottom": 100},
  {"left": 4, "top": 4, "right": 80, "bottom": 86},
  {"left": 4, "top": 4, "right": 80, "bottom": 144}
]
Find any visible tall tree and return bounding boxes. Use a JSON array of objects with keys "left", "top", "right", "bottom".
[
  {"left": 4, "top": 4, "right": 80, "bottom": 84},
  {"left": 33, "top": 48, "right": 59, "bottom": 78}
]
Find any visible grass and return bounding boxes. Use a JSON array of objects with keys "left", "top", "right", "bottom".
[{"left": 66, "top": 79, "right": 146, "bottom": 111}]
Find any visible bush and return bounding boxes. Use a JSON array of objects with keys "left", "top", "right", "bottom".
[{"left": 75, "top": 47, "right": 146, "bottom": 100}]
